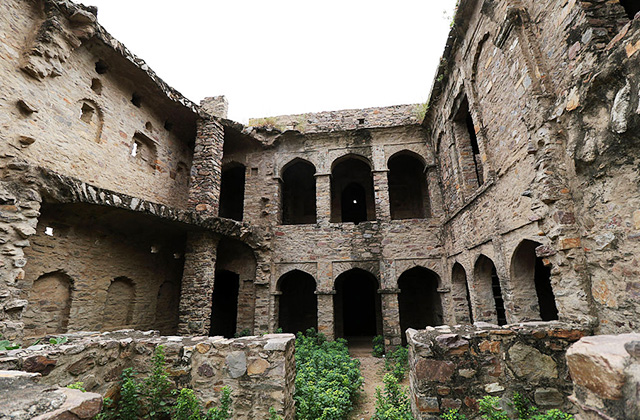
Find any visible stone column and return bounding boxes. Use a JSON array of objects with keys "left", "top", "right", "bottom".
[
  {"left": 188, "top": 115, "right": 225, "bottom": 218},
  {"left": 372, "top": 170, "right": 390, "bottom": 221},
  {"left": 178, "top": 231, "right": 219, "bottom": 336},
  {"left": 316, "top": 291, "right": 335, "bottom": 340},
  {"left": 380, "top": 289, "right": 401, "bottom": 349},
  {"left": 315, "top": 173, "right": 332, "bottom": 224},
  {"left": 426, "top": 165, "right": 444, "bottom": 218}
]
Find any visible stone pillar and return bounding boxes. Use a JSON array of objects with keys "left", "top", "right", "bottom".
[
  {"left": 316, "top": 291, "right": 335, "bottom": 340},
  {"left": 178, "top": 231, "right": 219, "bottom": 336},
  {"left": 188, "top": 116, "right": 225, "bottom": 218},
  {"left": 380, "top": 289, "right": 401, "bottom": 349},
  {"left": 315, "top": 174, "right": 331, "bottom": 224},
  {"left": 200, "top": 96, "right": 228, "bottom": 119},
  {"left": 373, "top": 170, "right": 391, "bottom": 221},
  {"left": 426, "top": 165, "right": 444, "bottom": 218}
]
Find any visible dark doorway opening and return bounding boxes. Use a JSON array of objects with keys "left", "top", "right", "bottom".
[
  {"left": 621, "top": 0, "right": 640, "bottom": 19},
  {"left": 334, "top": 269, "right": 381, "bottom": 338},
  {"left": 491, "top": 267, "right": 507, "bottom": 326},
  {"left": 209, "top": 270, "right": 239, "bottom": 338},
  {"left": 388, "top": 153, "right": 429, "bottom": 219},
  {"left": 451, "top": 263, "right": 473, "bottom": 324},
  {"left": 341, "top": 183, "right": 367, "bottom": 224},
  {"left": 219, "top": 165, "right": 245, "bottom": 221},
  {"left": 282, "top": 160, "right": 317, "bottom": 225},
  {"left": 535, "top": 257, "right": 558, "bottom": 321},
  {"left": 453, "top": 97, "right": 484, "bottom": 187},
  {"left": 278, "top": 270, "right": 317, "bottom": 334},
  {"left": 330, "top": 157, "right": 375, "bottom": 223},
  {"left": 398, "top": 267, "right": 443, "bottom": 345}
]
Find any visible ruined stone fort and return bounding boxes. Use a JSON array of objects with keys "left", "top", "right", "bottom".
[{"left": 2, "top": 0, "right": 640, "bottom": 418}]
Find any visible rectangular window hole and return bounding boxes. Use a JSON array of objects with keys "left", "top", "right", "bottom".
[
  {"left": 131, "top": 93, "right": 142, "bottom": 108},
  {"left": 44, "top": 227, "right": 54, "bottom": 236}
]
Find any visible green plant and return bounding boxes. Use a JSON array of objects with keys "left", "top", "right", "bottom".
[
  {"left": 294, "top": 328, "right": 363, "bottom": 420},
  {"left": 385, "top": 346, "right": 408, "bottom": 381},
  {"left": 172, "top": 388, "right": 202, "bottom": 420},
  {"left": 143, "top": 345, "right": 173, "bottom": 419},
  {"left": 268, "top": 407, "right": 283, "bottom": 420},
  {"left": 119, "top": 368, "right": 142, "bottom": 420},
  {"left": 512, "top": 392, "right": 537, "bottom": 419},
  {"left": 0, "top": 337, "right": 20, "bottom": 351},
  {"left": 372, "top": 374, "right": 414, "bottom": 420},
  {"left": 441, "top": 409, "right": 467, "bottom": 420},
  {"left": 234, "top": 329, "right": 252, "bottom": 338},
  {"left": 67, "top": 382, "right": 86, "bottom": 392},
  {"left": 49, "top": 336, "right": 68, "bottom": 345},
  {"left": 372, "top": 335, "right": 385, "bottom": 357},
  {"left": 275, "top": 327, "right": 283, "bottom": 334},
  {"left": 414, "top": 102, "right": 430, "bottom": 122},
  {"left": 531, "top": 410, "right": 573, "bottom": 420},
  {"left": 206, "top": 386, "right": 232, "bottom": 420},
  {"left": 96, "top": 397, "right": 116, "bottom": 420}
]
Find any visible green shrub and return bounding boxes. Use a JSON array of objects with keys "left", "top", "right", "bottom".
[
  {"left": 172, "top": 388, "right": 202, "bottom": 420},
  {"left": 268, "top": 407, "right": 283, "bottom": 420},
  {"left": 205, "top": 386, "right": 232, "bottom": 420},
  {"left": 234, "top": 329, "right": 252, "bottom": 338},
  {"left": 530, "top": 410, "right": 573, "bottom": 420},
  {"left": 384, "top": 346, "right": 408, "bottom": 381},
  {"left": 372, "top": 374, "right": 414, "bottom": 420},
  {"left": 144, "top": 345, "right": 173, "bottom": 419},
  {"left": 512, "top": 392, "right": 537, "bottom": 419},
  {"left": 66, "top": 382, "right": 86, "bottom": 392},
  {"left": 441, "top": 409, "right": 467, "bottom": 420},
  {"left": 372, "top": 335, "right": 385, "bottom": 357},
  {"left": 294, "top": 328, "right": 363, "bottom": 420}
]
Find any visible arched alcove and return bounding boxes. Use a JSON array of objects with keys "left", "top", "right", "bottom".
[
  {"left": 219, "top": 164, "right": 245, "bottom": 221},
  {"left": 511, "top": 240, "right": 558, "bottom": 321},
  {"left": 23, "top": 272, "right": 72, "bottom": 337},
  {"left": 388, "top": 152, "right": 430, "bottom": 219},
  {"left": 398, "top": 267, "right": 443, "bottom": 345},
  {"left": 277, "top": 270, "right": 317, "bottom": 334},
  {"left": 209, "top": 270, "right": 239, "bottom": 338},
  {"left": 334, "top": 268, "right": 382, "bottom": 338},
  {"left": 103, "top": 277, "right": 135, "bottom": 331},
  {"left": 154, "top": 281, "right": 180, "bottom": 335},
  {"left": 451, "top": 263, "right": 473, "bottom": 324},
  {"left": 474, "top": 256, "right": 506, "bottom": 326},
  {"left": 330, "top": 156, "right": 375, "bottom": 223},
  {"left": 281, "top": 159, "right": 316, "bottom": 224}
]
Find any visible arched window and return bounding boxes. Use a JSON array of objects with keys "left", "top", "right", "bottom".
[
  {"left": 219, "top": 164, "right": 245, "bottom": 221},
  {"left": 474, "top": 256, "right": 506, "bottom": 325},
  {"left": 388, "top": 153, "right": 430, "bottom": 219},
  {"left": 103, "top": 277, "right": 135, "bottom": 331},
  {"left": 277, "top": 270, "right": 317, "bottom": 334},
  {"left": 511, "top": 240, "right": 558, "bottom": 321},
  {"left": 453, "top": 96, "right": 484, "bottom": 188},
  {"left": 282, "top": 160, "right": 316, "bottom": 224},
  {"left": 451, "top": 263, "right": 473, "bottom": 324},
  {"left": 334, "top": 268, "right": 382, "bottom": 338},
  {"left": 23, "top": 272, "right": 72, "bottom": 337},
  {"left": 398, "top": 267, "right": 443, "bottom": 345},
  {"left": 331, "top": 156, "right": 375, "bottom": 223}
]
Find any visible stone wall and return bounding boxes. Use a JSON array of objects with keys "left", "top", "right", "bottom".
[
  {"left": 407, "top": 322, "right": 589, "bottom": 419},
  {"left": 0, "top": 330, "right": 296, "bottom": 420}
]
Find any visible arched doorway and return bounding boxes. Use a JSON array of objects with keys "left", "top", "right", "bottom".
[
  {"left": 451, "top": 263, "right": 473, "bottom": 324},
  {"left": 474, "top": 256, "right": 507, "bottom": 325},
  {"left": 219, "top": 164, "right": 245, "bottom": 221},
  {"left": 282, "top": 160, "right": 317, "bottom": 224},
  {"left": 388, "top": 152, "right": 430, "bottom": 219},
  {"left": 398, "top": 267, "right": 443, "bottom": 345},
  {"left": 334, "top": 269, "right": 382, "bottom": 339},
  {"left": 330, "top": 156, "right": 375, "bottom": 223},
  {"left": 277, "top": 270, "right": 317, "bottom": 334},
  {"left": 511, "top": 240, "right": 558, "bottom": 321},
  {"left": 103, "top": 277, "right": 135, "bottom": 331},
  {"left": 23, "top": 272, "right": 72, "bottom": 337},
  {"left": 209, "top": 270, "right": 239, "bottom": 338},
  {"left": 154, "top": 281, "right": 180, "bottom": 335}
]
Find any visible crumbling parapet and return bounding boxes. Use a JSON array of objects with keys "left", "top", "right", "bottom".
[
  {"left": 0, "top": 330, "right": 296, "bottom": 420},
  {"left": 407, "top": 322, "right": 590, "bottom": 419}
]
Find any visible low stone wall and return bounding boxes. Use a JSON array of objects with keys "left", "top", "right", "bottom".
[
  {"left": 566, "top": 333, "right": 640, "bottom": 420},
  {"left": 0, "top": 330, "right": 296, "bottom": 420},
  {"left": 407, "top": 322, "right": 590, "bottom": 419}
]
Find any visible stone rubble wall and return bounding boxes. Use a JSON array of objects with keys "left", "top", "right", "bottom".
[
  {"left": 407, "top": 322, "right": 590, "bottom": 419},
  {"left": 0, "top": 370, "right": 102, "bottom": 420},
  {"left": 566, "top": 333, "right": 640, "bottom": 420},
  {"left": 0, "top": 330, "right": 296, "bottom": 420}
]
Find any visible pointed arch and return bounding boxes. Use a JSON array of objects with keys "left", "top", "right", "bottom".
[
  {"left": 334, "top": 268, "right": 382, "bottom": 338},
  {"left": 281, "top": 158, "right": 317, "bottom": 224},
  {"left": 331, "top": 155, "right": 375, "bottom": 223},
  {"left": 387, "top": 151, "right": 430, "bottom": 219},
  {"left": 277, "top": 270, "right": 317, "bottom": 334},
  {"left": 398, "top": 266, "right": 442, "bottom": 345},
  {"left": 451, "top": 263, "right": 473, "bottom": 324},
  {"left": 474, "top": 255, "right": 506, "bottom": 325}
]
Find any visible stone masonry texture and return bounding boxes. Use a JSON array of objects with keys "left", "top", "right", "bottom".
[{"left": 3, "top": 0, "right": 640, "bottom": 416}]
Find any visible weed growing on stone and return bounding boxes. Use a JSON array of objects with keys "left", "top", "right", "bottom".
[
  {"left": 294, "top": 328, "right": 363, "bottom": 420},
  {"left": 66, "top": 382, "right": 86, "bottom": 392},
  {"left": 372, "top": 373, "right": 414, "bottom": 420}
]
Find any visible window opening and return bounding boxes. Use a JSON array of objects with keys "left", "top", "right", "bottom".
[{"left": 219, "top": 165, "right": 246, "bottom": 221}]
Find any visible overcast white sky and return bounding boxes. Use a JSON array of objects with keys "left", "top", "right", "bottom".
[{"left": 83, "top": 1, "right": 458, "bottom": 123}]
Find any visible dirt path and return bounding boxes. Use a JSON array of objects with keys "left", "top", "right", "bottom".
[{"left": 347, "top": 338, "right": 411, "bottom": 420}]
